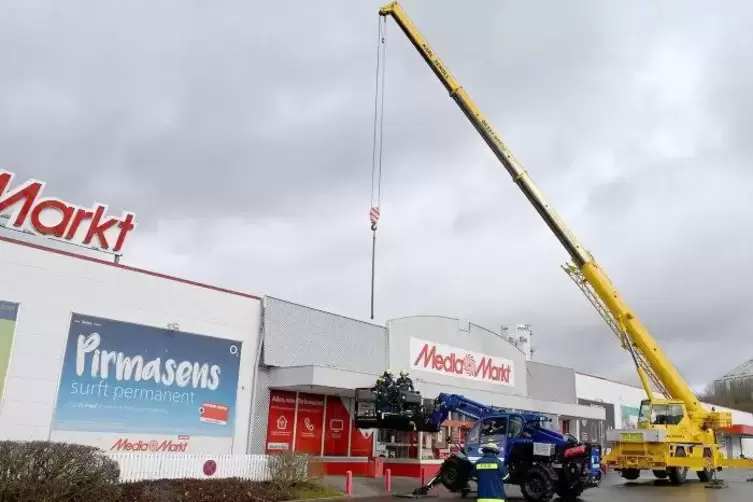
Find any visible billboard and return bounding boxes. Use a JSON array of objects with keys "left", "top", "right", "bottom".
[
  {"left": 620, "top": 405, "right": 640, "bottom": 429},
  {"left": 0, "top": 300, "right": 19, "bottom": 403},
  {"left": 50, "top": 313, "right": 242, "bottom": 453}
]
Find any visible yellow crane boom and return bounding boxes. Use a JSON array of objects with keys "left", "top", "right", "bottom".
[
  {"left": 378, "top": 0, "right": 753, "bottom": 480},
  {"left": 379, "top": 0, "right": 696, "bottom": 410}
]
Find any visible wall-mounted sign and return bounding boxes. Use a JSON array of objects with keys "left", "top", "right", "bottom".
[
  {"left": 0, "top": 170, "right": 136, "bottom": 254},
  {"left": 410, "top": 337, "right": 515, "bottom": 387}
]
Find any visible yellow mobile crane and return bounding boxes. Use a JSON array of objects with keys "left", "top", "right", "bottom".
[{"left": 378, "top": 0, "right": 753, "bottom": 485}]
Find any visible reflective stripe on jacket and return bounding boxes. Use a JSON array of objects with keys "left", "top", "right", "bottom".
[{"left": 473, "top": 452, "right": 508, "bottom": 501}]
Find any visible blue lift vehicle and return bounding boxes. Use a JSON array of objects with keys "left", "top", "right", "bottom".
[{"left": 355, "top": 387, "right": 602, "bottom": 502}]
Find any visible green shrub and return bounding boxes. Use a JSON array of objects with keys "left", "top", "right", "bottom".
[
  {"left": 120, "top": 478, "right": 292, "bottom": 502},
  {"left": 267, "top": 451, "right": 310, "bottom": 489},
  {"left": 0, "top": 440, "right": 121, "bottom": 502}
]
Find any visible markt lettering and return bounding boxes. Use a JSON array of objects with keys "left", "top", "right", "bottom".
[
  {"left": 0, "top": 170, "right": 136, "bottom": 252},
  {"left": 413, "top": 343, "right": 513, "bottom": 384}
]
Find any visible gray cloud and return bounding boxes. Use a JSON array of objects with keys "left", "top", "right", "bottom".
[{"left": 2, "top": 0, "right": 752, "bottom": 391}]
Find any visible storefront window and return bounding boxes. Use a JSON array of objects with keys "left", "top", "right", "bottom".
[
  {"left": 376, "top": 429, "right": 417, "bottom": 459},
  {"left": 266, "top": 391, "right": 374, "bottom": 457},
  {"left": 295, "top": 393, "right": 325, "bottom": 454}
]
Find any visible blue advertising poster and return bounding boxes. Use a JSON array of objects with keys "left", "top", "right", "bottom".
[{"left": 51, "top": 313, "right": 242, "bottom": 451}]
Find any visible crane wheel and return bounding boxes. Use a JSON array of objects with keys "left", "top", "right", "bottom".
[
  {"left": 668, "top": 449, "right": 688, "bottom": 485},
  {"left": 697, "top": 468, "right": 713, "bottom": 482},
  {"left": 520, "top": 464, "right": 555, "bottom": 502},
  {"left": 652, "top": 470, "right": 668, "bottom": 479},
  {"left": 621, "top": 469, "right": 640, "bottom": 480}
]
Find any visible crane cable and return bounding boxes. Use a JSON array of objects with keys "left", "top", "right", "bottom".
[{"left": 369, "top": 16, "right": 388, "bottom": 320}]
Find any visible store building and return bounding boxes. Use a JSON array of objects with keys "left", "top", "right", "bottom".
[
  {"left": 253, "top": 297, "right": 606, "bottom": 476},
  {"left": 1, "top": 164, "right": 751, "bottom": 474},
  {"left": 0, "top": 230, "right": 606, "bottom": 474}
]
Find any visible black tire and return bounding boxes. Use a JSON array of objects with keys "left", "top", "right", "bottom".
[
  {"left": 668, "top": 449, "right": 688, "bottom": 485},
  {"left": 653, "top": 470, "right": 668, "bottom": 479},
  {"left": 438, "top": 456, "right": 471, "bottom": 491},
  {"left": 621, "top": 469, "right": 640, "bottom": 480},
  {"left": 555, "top": 484, "right": 583, "bottom": 501},
  {"left": 521, "top": 465, "right": 556, "bottom": 502},
  {"left": 697, "top": 468, "right": 713, "bottom": 482}
]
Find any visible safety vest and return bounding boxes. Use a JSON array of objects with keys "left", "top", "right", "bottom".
[{"left": 474, "top": 452, "right": 509, "bottom": 502}]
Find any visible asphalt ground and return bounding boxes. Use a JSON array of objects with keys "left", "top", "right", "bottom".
[{"left": 326, "top": 470, "right": 753, "bottom": 502}]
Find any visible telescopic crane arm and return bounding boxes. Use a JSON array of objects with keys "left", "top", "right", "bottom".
[{"left": 379, "top": 1, "right": 704, "bottom": 416}]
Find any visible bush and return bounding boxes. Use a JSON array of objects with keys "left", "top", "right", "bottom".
[
  {"left": 267, "top": 451, "right": 310, "bottom": 489},
  {"left": 120, "top": 478, "right": 292, "bottom": 502},
  {"left": 0, "top": 440, "right": 121, "bottom": 502}
]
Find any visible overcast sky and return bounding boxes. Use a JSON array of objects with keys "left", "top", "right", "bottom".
[{"left": 2, "top": 0, "right": 753, "bottom": 389}]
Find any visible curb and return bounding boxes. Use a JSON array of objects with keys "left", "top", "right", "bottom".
[{"left": 284, "top": 496, "right": 346, "bottom": 502}]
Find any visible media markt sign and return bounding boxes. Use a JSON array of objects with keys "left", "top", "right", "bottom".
[
  {"left": 0, "top": 169, "right": 136, "bottom": 254},
  {"left": 409, "top": 337, "right": 515, "bottom": 387}
]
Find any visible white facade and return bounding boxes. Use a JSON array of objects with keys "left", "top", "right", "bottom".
[
  {"left": 0, "top": 236, "right": 262, "bottom": 453},
  {"left": 1, "top": 233, "right": 751, "bottom": 460}
]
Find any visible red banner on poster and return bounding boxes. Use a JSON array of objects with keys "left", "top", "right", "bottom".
[
  {"left": 295, "top": 393, "right": 325, "bottom": 454},
  {"left": 323, "top": 396, "right": 351, "bottom": 456},
  {"left": 266, "top": 390, "right": 296, "bottom": 452}
]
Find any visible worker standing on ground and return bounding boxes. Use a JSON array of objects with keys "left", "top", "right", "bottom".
[{"left": 473, "top": 442, "right": 509, "bottom": 502}]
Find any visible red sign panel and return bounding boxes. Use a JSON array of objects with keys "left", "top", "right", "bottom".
[
  {"left": 349, "top": 396, "right": 374, "bottom": 457},
  {"left": 294, "top": 393, "right": 325, "bottom": 454},
  {"left": 266, "top": 390, "right": 296, "bottom": 452},
  {"left": 0, "top": 170, "right": 137, "bottom": 253},
  {"left": 323, "top": 396, "right": 351, "bottom": 456}
]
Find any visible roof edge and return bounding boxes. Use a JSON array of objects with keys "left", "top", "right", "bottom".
[{"left": 0, "top": 235, "right": 261, "bottom": 301}]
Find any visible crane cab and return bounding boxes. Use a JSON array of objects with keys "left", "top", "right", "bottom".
[{"left": 637, "top": 399, "right": 688, "bottom": 430}]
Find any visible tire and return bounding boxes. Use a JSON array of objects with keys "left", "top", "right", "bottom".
[
  {"left": 438, "top": 456, "right": 470, "bottom": 491},
  {"left": 668, "top": 449, "right": 688, "bottom": 485},
  {"left": 697, "top": 468, "right": 713, "bottom": 482},
  {"left": 521, "top": 465, "right": 555, "bottom": 502},
  {"left": 621, "top": 469, "right": 640, "bottom": 480},
  {"left": 652, "top": 470, "right": 668, "bottom": 479},
  {"left": 555, "top": 484, "right": 583, "bottom": 501}
]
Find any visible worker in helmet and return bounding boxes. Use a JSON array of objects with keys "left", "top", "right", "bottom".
[
  {"left": 382, "top": 369, "right": 395, "bottom": 387},
  {"left": 473, "top": 442, "right": 509, "bottom": 502},
  {"left": 396, "top": 370, "right": 414, "bottom": 391}
]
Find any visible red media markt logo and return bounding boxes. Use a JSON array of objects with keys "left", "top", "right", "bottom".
[
  {"left": 413, "top": 343, "right": 512, "bottom": 384},
  {"left": 462, "top": 354, "right": 477, "bottom": 376}
]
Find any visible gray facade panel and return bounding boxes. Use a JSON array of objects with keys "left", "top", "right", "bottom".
[
  {"left": 262, "top": 296, "right": 387, "bottom": 374},
  {"left": 248, "top": 365, "right": 271, "bottom": 454},
  {"left": 527, "top": 361, "right": 577, "bottom": 404}
]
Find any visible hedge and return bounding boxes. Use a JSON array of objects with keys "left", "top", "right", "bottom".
[
  {"left": 0, "top": 442, "right": 334, "bottom": 502},
  {"left": 0, "top": 440, "right": 121, "bottom": 502}
]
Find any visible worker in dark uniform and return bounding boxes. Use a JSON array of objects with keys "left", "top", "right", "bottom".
[
  {"left": 374, "top": 369, "right": 395, "bottom": 411},
  {"left": 396, "top": 370, "right": 414, "bottom": 391},
  {"left": 473, "top": 442, "right": 509, "bottom": 502}
]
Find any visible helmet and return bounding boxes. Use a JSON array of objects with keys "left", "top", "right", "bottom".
[
  {"left": 481, "top": 442, "right": 500, "bottom": 454},
  {"left": 400, "top": 370, "right": 408, "bottom": 377},
  {"left": 386, "top": 369, "right": 394, "bottom": 376}
]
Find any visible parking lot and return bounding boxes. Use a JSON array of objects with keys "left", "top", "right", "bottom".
[{"left": 331, "top": 471, "right": 753, "bottom": 502}]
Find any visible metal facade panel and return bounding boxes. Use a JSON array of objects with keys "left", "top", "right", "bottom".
[
  {"left": 262, "top": 297, "right": 387, "bottom": 374},
  {"left": 527, "top": 361, "right": 577, "bottom": 404},
  {"left": 248, "top": 366, "right": 271, "bottom": 454}
]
